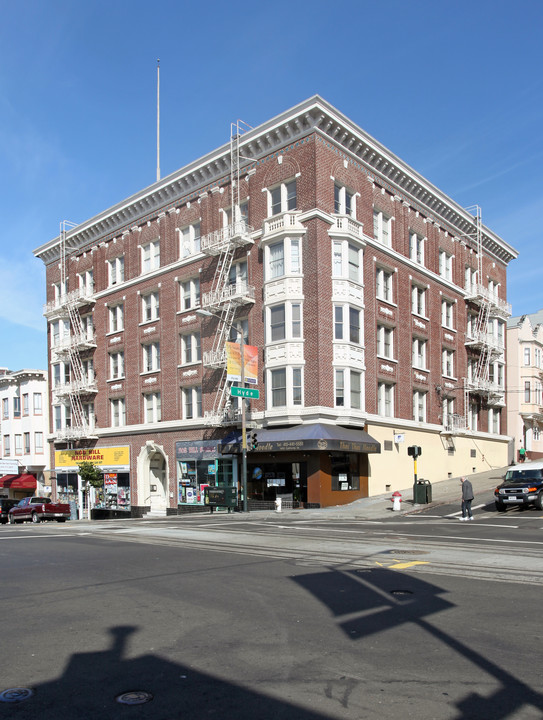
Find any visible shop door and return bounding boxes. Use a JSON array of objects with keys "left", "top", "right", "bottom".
[{"left": 149, "top": 454, "right": 166, "bottom": 511}]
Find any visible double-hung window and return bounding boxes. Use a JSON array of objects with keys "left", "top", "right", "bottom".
[
  {"left": 334, "top": 305, "right": 361, "bottom": 344},
  {"left": 181, "top": 333, "right": 201, "bottom": 365},
  {"left": 376, "top": 267, "right": 393, "bottom": 303},
  {"left": 377, "top": 325, "right": 394, "bottom": 359},
  {"left": 22, "top": 394, "right": 29, "bottom": 416},
  {"left": 334, "top": 183, "right": 355, "bottom": 216},
  {"left": 524, "top": 347, "right": 531, "bottom": 366},
  {"left": 108, "top": 256, "right": 125, "bottom": 286},
  {"left": 180, "top": 278, "right": 200, "bottom": 311},
  {"left": 441, "top": 300, "right": 454, "bottom": 329},
  {"left": 3, "top": 435, "right": 10, "bottom": 455},
  {"left": 35, "top": 432, "right": 43, "bottom": 454},
  {"left": 110, "top": 398, "right": 126, "bottom": 427},
  {"left": 269, "top": 368, "right": 303, "bottom": 408},
  {"left": 409, "top": 232, "right": 424, "bottom": 265},
  {"left": 269, "top": 179, "right": 297, "bottom": 216},
  {"left": 335, "top": 369, "right": 362, "bottom": 409},
  {"left": 2, "top": 398, "right": 9, "bottom": 419},
  {"left": 13, "top": 397, "right": 20, "bottom": 418},
  {"left": 465, "top": 266, "right": 477, "bottom": 293},
  {"left": 267, "top": 303, "right": 302, "bottom": 342},
  {"left": 144, "top": 392, "right": 161, "bottom": 423},
  {"left": 180, "top": 223, "right": 201, "bottom": 258},
  {"left": 413, "top": 390, "right": 427, "bottom": 422},
  {"left": 439, "top": 250, "right": 453, "bottom": 281},
  {"left": 33, "top": 393, "right": 42, "bottom": 415},
  {"left": 143, "top": 342, "right": 160, "bottom": 373},
  {"left": 183, "top": 386, "right": 202, "bottom": 419},
  {"left": 412, "top": 285, "right": 427, "bottom": 316},
  {"left": 412, "top": 338, "right": 427, "bottom": 369},
  {"left": 332, "top": 241, "right": 362, "bottom": 283},
  {"left": 377, "top": 382, "right": 395, "bottom": 417},
  {"left": 525, "top": 381, "right": 531, "bottom": 403},
  {"left": 442, "top": 349, "right": 455, "bottom": 378},
  {"left": 78, "top": 269, "right": 94, "bottom": 296},
  {"left": 373, "top": 210, "right": 391, "bottom": 247},
  {"left": 110, "top": 351, "right": 125, "bottom": 380},
  {"left": 15, "top": 435, "right": 22, "bottom": 455},
  {"left": 266, "top": 238, "right": 301, "bottom": 280},
  {"left": 141, "top": 240, "right": 160, "bottom": 273},
  {"left": 109, "top": 304, "right": 124, "bottom": 333},
  {"left": 142, "top": 292, "right": 159, "bottom": 322},
  {"left": 24, "top": 432, "right": 31, "bottom": 454}
]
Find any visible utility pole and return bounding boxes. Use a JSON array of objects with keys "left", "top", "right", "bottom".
[{"left": 240, "top": 334, "right": 248, "bottom": 513}]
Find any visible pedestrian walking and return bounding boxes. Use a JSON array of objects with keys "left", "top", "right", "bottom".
[
  {"left": 519, "top": 446, "right": 526, "bottom": 463},
  {"left": 459, "top": 476, "right": 474, "bottom": 521}
]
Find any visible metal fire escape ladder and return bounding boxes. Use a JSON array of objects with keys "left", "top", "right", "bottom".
[
  {"left": 66, "top": 299, "right": 89, "bottom": 436},
  {"left": 201, "top": 121, "right": 255, "bottom": 426}
]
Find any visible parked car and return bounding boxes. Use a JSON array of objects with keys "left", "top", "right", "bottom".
[
  {"left": 0, "top": 498, "right": 19, "bottom": 524},
  {"left": 9, "top": 497, "right": 71, "bottom": 524},
  {"left": 494, "top": 461, "right": 543, "bottom": 512}
]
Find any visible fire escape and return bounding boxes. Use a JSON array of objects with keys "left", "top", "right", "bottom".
[
  {"left": 200, "top": 122, "right": 255, "bottom": 426},
  {"left": 456, "top": 207, "right": 511, "bottom": 432},
  {"left": 44, "top": 221, "right": 98, "bottom": 443}
]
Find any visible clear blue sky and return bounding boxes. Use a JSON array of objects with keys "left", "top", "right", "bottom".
[{"left": 1, "top": 0, "right": 541, "bottom": 371}]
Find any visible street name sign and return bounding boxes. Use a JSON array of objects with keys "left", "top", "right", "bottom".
[{"left": 230, "top": 387, "right": 260, "bottom": 399}]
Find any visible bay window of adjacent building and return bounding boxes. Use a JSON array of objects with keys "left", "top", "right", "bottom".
[
  {"left": 141, "top": 240, "right": 160, "bottom": 273},
  {"left": 22, "top": 394, "right": 29, "bottom": 416},
  {"left": 13, "top": 396, "right": 21, "bottom": 418},
  {"left": 409, "top": 231, "right": 425, "bottom": 265},
  {"left": 109, "top": 351, "right": 125, "bottom": 380},
  {"left": 109, "top": 303, "right": 124, "bottom": 333},
  {"left": 334, "top": 305, "right": 361, "bottom": 344},
  {"left": 377, "top": 382, "right": 395, "bottom": 417},
  {"left": 266, "top": 237, "right": 301, "bottom": 280},
  {"left": 180, "top": 278, "right": 200, "bottom": 311},
  {"left": 412, "top": 285, "right": 427, "bottom": 316},
  {"left": 524, "top": 347, "right": 531, "bottom": 366},
  {"left": 183, "top": 386, "right": 202, "bottom": 419},
  {"left": 110, "top": 398, "right": 126, "bottom": 427},
  {"left": 33, "top": 392, "right": 42, "bottom": 415},
  {"left": 142, "top": 291, "right": 160, "bottom": 322},
  {"left": 377, "top": 325, "right": 394, "bottom": 359},
  {"left": 108, "top": 256, "right": 125, "bottom": 286},
  {"left": 144, "top": 392, "right": 162, "bottom": 423},
  {"left": 143, "top": 342, "right": 160, "bottom": 373},
  {"left": 525, "top": 381, "right": 531, "bottom": 403},
  {"left": 376, "top": 267, "right": 394, "bottom": 303},
  {"left": 15, "top": 434, "right": 22, "bottom": 455},
  {"left": 268, "top": 367, "right": 303, "bottom": 408},
  {"left": 334, "top": 183, "right": 355, "bottom": 216},
  {"left": 2, "top": 398, "right": 8, "bottom": 419},
  {"left": 373, "top": 209, "right": 392, "bottom": 247},
  {"left": 335, "top": 369, "right": 362, "bottom": 410},
  {"left": 412, "top": 337, "right": 428, "bottom": 370},
  {"left": 442, "top": 299, "right": 454, "bottom": 329},
  {"left": 180, "top": 222, "right": 201, "bottom": 258},
  {"left": 442, "top": 349, "right": 455, "bottom": 378},
  {"left": 24, "top": 432, "right": 30, "bottom": 454},
  {"left": 439, "top": 250, "right": 453, "bottom": 281},
  {"left": 35, "top": 432, "right": 43, "bottom": 454},
  {"left": 181, "top": 333, "right": 201, "bottom": 365},
  {"left": 3, "top": 435, "right": 9, "bottom": 455},
  {"left": 268, "top": 179, "right": 297, "bottom": 216},
  {"left": 413, "top": 390, "right": 427, "bottom": 423}
]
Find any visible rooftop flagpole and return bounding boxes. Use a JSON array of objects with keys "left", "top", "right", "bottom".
[{"left": 156, "top": 58, "right": 161, "bottom": 182}]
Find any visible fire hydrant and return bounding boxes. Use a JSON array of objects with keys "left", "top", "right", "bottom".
[
  {"left": 275, "top": 497, "right": 282, "bottom": 513},
  {"left": 391, "top": 491, "right": 402, "bottom": 511}
]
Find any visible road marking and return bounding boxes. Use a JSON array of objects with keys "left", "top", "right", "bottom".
[{"left": 376, "top": 559, "right": 430, "bottom": 570}]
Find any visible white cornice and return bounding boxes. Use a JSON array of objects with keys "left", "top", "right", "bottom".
[{"left": 33, "top": 95, "right": 518, "bottom": 266}]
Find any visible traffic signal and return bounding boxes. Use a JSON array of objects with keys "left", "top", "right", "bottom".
[
  {"left": 250, "top": 431, "right": 258, "bottom": 450},
  {"left": 407, "top": 445, "right": 422, "bottom": 458}
]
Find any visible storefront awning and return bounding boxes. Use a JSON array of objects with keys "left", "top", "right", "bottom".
[
  {"left": 220, "top": 423, "right": 381, "bottom": 455},
  {"left": 0, "top": 474, "right": 37, "bottom": 490}
]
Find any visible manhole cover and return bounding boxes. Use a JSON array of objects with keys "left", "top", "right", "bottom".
[
  {"left": 391, "top": 589, "right": 414, "bottom": 596},
  {"left": 0, "top": 688, "right": 34, "bottom": 703},
  {"left": 116, "top": 691, "right": 154, "bottom": 705}
]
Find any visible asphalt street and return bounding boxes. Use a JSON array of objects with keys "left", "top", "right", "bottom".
[{"left": 1, "top": 475, "right": 543, "bottom": 720}]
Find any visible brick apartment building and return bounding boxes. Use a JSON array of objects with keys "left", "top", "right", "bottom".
[{"left": 33, "top": 96, "right": 518, "bottom": 515}]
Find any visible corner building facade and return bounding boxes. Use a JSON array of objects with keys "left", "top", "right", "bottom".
[{"left": 34, "top": 96, "right": 518, "bottom": 515}]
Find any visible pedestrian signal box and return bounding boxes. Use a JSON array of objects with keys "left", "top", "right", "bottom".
[{"left": 407, "top": 445, "right": 422, "bottom": 458}]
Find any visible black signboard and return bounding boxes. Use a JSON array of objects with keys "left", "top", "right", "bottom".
[{"left": 204, "top": 486, "right": 237, "bottom": 508}]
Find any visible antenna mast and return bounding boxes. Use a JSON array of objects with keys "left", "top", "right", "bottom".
[{"left": 156, "top": 59, "right": 161, "bottom": 182}]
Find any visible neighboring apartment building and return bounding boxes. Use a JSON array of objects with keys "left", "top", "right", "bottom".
[
  {"left": 33, "top": 96, "right": 517, "bottom": 514},
  {"left": 0, "top": 369, "right": 49, "bottom": 498},
  {"left": 507, "top": 311, "right": 543, "bottom": 462}
]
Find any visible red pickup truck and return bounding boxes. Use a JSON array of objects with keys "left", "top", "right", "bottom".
[{"left": 9, "top": 497, "right": 71, "bottom": 524}]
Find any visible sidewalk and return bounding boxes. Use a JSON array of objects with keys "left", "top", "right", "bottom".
[{"left": 282, "top": 466, "right": 507, "bottom": 521}]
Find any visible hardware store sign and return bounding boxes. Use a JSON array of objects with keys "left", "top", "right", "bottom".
[{"left": 55, "top": 447, "right": 130, "bottom": 471}]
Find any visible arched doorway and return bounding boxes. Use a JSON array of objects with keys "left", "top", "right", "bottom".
[{"left": 137, "top": 442, "right": 168, "bottom": 513}]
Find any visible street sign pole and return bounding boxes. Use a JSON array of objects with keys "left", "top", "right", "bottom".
[{"left": 240, "top": 337, "right": 248, "bottom": 513}]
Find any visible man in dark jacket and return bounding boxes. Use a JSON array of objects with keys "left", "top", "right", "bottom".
[{"left": 460, "top": 476, "right": 474, "bottom": 521}]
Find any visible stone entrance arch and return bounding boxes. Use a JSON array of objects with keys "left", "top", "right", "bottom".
[{"left": 137, "top": 441, "right": 169, "bottom": 513}]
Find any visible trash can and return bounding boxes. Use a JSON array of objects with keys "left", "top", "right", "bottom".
[{"left": 413, "top": 479, "right": 432, "bottom": 504}]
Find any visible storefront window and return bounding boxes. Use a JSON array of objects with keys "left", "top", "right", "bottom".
[
  {"left": 331, "top": 454, "right": 360, "bottom": 491},
  {"left": 178, "top": 457, "right": 234, "bottom": 505}
]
